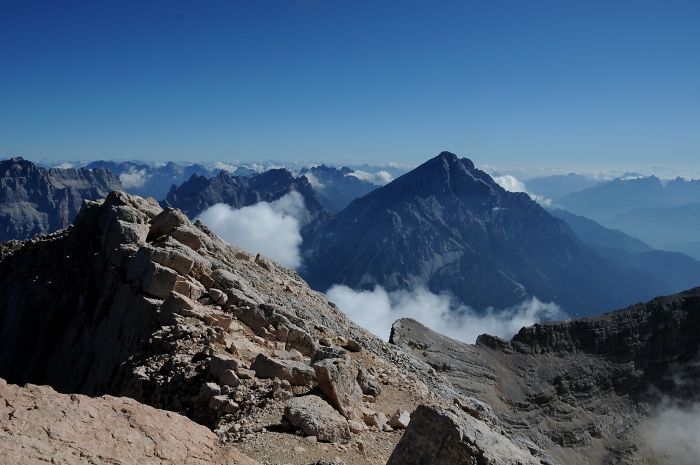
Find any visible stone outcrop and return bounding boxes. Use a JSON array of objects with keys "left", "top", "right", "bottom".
[
  {"left": 251, "top": 353, "right": 316, "bottom": 386},
  {"left": 387, "top": 404, "right": 539, "bottom": 465},
  {"left": 312, "top": 358, "right": 365, "bottom": 422},
  {"left": 0, "top": 378, "right": 259, "bottom": 465},
  {"left": 283, "top": 395, "right": 352, "bottom": 443},
  {"left": 0, "top": 157, "right": 121, "bottom": 242}
]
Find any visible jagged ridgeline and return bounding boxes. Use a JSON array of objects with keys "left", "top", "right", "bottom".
[
  {"left": 1, "top": 190, "right": 699, "bottom": 464},
  {"left": 0, "top": 157, "right": 121, "bottom": 242}
]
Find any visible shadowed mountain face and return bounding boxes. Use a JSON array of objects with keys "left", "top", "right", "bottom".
[
  {"left": 0, "top": 157, "right": 121, "bottom": 242},
  {"left": 161, "top": 168, "right": 327, "bottom": 221},
  {"left": 300, "top": 152, "right": 672, "bottom": 316},
  {"left": 299, "top": 165, "right": 378, "bottom": 213}
]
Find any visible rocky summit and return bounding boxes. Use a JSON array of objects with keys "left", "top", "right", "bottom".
[{"left": 0, "top": 190, "right": 697, "bottom": 464}]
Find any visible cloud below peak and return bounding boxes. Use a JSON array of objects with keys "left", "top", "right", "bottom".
[
  {"left": 197, "top": 192, "right": 306, "bottom": 269},
  {"left": 326, "top": 284, "right": 565, "bottom": 343}
]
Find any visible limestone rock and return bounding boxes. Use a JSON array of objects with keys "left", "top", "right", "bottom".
[
  {"left": 387, "top": 404, "right": 539, "bottom": 465},
  {"left": 313, "top": 358, "right": 364, "bottom": 422},
  {"left": 388, "top": 410, "right": 411, "bottom": 429},
  {"left": 251, "top": 353, "right": 316, "bottom": 386},
  {"left": 0, "top": 378, "right": 259, "bottom": 465},
  {"left": 284, "top": 395, "right": 351, "bottom": 443}
]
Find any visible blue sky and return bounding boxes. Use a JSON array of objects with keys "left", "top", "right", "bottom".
[{"left": 1, "top": 1, "right": 699, "bottom": 176}]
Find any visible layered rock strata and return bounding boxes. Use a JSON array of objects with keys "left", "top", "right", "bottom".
[{"left": 389, "top": 291, "right": 700, "bottom": 465}]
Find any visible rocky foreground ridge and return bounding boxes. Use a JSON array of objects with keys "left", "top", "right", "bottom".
[{"left": 0, "top": 190, "right": 697, "bottom": 464}]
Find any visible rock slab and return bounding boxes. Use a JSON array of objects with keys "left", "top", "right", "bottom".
[{"left": 0, "top": 378, "right": 259, "bottom": 465}]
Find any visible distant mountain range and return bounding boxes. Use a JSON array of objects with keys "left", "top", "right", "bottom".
[
  {"left": 606, "top": 201, "right": 700, "bottom": 260},
  {"left": 555, "top": 175, "right": 700, "bottom": 260},
  {"left": 85, "top": 160, "right": 219, "bottom": 200},
  {"left": 0, "top": 157, "right": 121, "bottom": 242},
  {"left": 300, "top": 152, "right": 674, "bottom": 316},
  {"left": 548, "top": 208, "right": 700, "bottom": 292},
  {"left": 524, "top": 173, "right": 599, "bottom": 201}
]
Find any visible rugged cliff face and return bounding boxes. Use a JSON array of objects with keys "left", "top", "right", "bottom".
[
  {"left": 0, "top": 157, "right": 121, "bottom": 242},
  {"left": 301, "top": 151, "right": 671, "bottom": 315},
  {"left": 390, "top": 289, "right": 700, "bottom": 464}
]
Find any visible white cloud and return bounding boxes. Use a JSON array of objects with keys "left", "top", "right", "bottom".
[
  {"left": 303, "top": 172, "right": 324, "bottom": 190},
  {"left": 197, "top": 192, "right": 307, "bottom": 269},
  {"left": 494, "top": 174, "right": 552, "bottom": 206},
  {"left": 119, "top": 168, "right": 149, "bottom": 189},
  {"left": 56, "top": 162, "right": 74, "bottom": 169},
  {"left": 640, "top": 403, "right": 700, "bottom": 465},
  {"left": 493, "top": 175, "right": 528, "bottom": 193},
  {"left": 348, "top": 170, "right": 393, "bottom": 185},
  {"left": 326, "top": 284, "right": 565, "bottom": 343},
  {"left": 210, "top": 162, "right": 238, "bottom": 173}
]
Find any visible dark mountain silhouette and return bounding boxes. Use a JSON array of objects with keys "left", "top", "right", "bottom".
[
  {"left": 300, "top": 152, "right": 672, "bottom": 316},
  {"left": 0, "top": 157, "right": 121, "bottom": 242}
]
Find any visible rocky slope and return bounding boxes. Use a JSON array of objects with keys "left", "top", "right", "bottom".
[
  {"left": 0, "top": 190, "right": 694, "bottom": 464},
  {"left": 301, "top": 152, "right": 672, "bottom": 315},
  {"left": 0, "top": 157, "right": 121, "bottom": 242},
  {"left": 162, "top": 168, "right": 327, "bottom": 222},
  {"left": 390, "top": 288, "right": 700, "bottom": 464},
  {"left": 0, "top": 191, "right": 454, "bottom": 464}
]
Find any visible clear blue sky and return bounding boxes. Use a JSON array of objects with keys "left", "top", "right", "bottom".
[{"left": 1, "top": 1, "right": 699, "bottom": 175}]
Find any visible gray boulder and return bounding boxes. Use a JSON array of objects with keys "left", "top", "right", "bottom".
[{"left": 283, "top": 395, "right": 351, "bottom": 443}]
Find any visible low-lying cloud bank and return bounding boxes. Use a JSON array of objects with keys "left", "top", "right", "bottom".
[
  {"left": 640, "top": 402, "right": 700, "bottom": 465},
  {"left": 197, "top": 192, "right": 306, "bottom": 269},
  {"left": 326, "top": 284, "right": 565, "bottom": 343}
]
